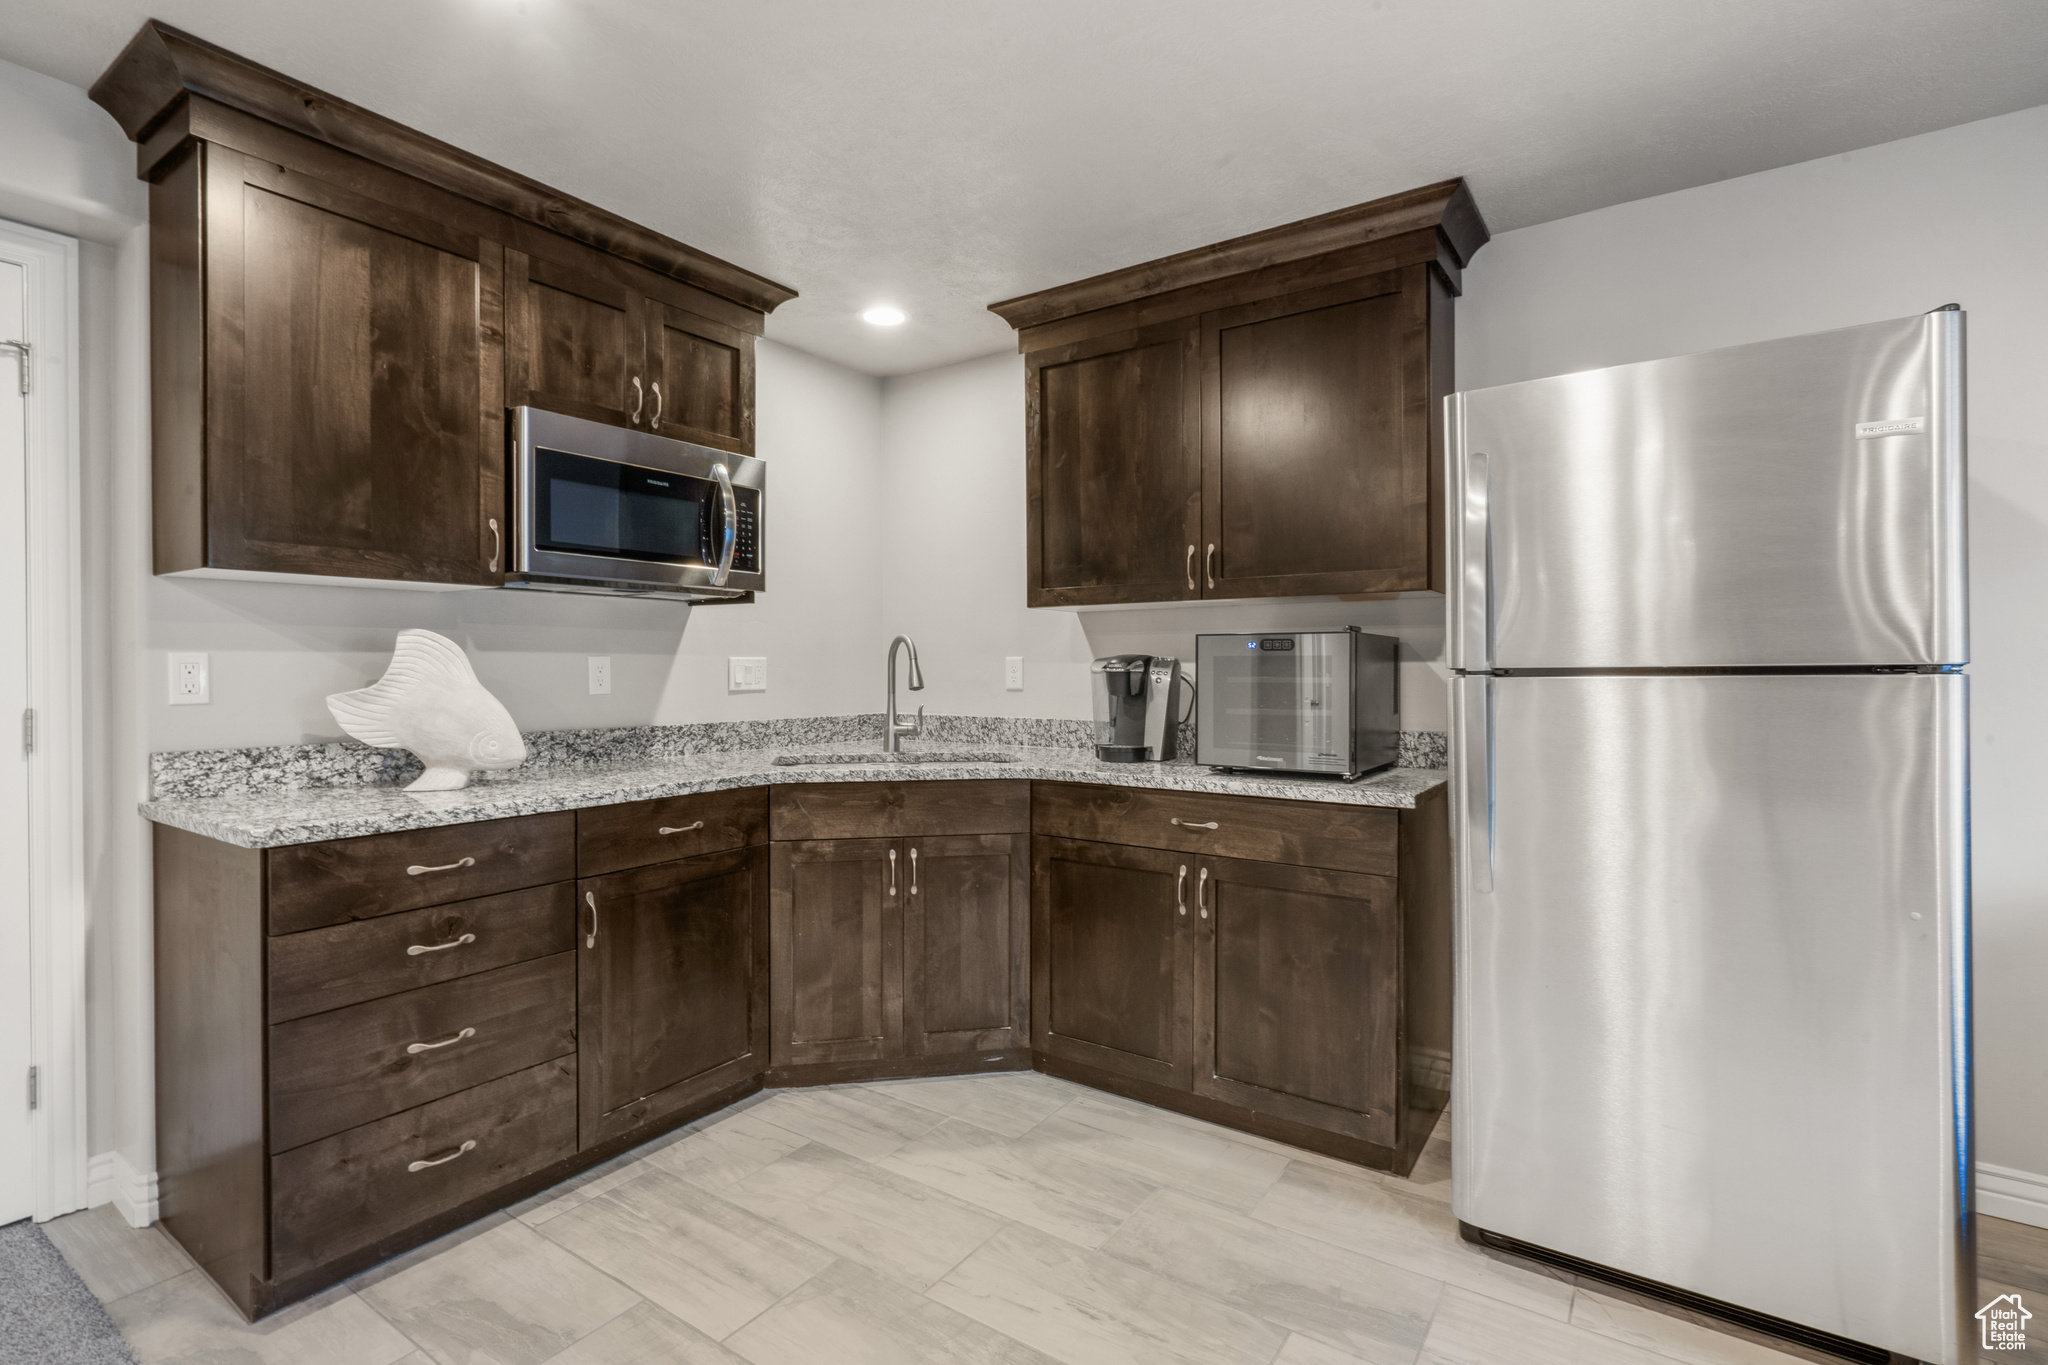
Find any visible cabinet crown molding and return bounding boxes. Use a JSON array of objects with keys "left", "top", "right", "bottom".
[
  {"left": 89, "top": 20, "right": 798, "bottom": 316},
  {"left": 987, "top": 178, "right": 1487, "bottom": 333}
]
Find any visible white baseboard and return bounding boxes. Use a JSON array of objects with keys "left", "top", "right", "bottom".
[
  {"left": 1978, "top": 1161, "right": 2048, "bottom": 1230},
  {"left": 86, "top": 1151, "right": 159, "bottom": 1229}
]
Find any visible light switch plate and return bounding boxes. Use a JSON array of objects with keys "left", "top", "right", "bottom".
[
  {"left": 729, "top": 657, "right": 767, "bottom": 692},
  {"left": 588, "top": 657, "right": 612, "bottom": 695},
  {"left": 1004, "top": 656, "right": 1025, "bottom": 691},
  {"left": 169, "top": 652, "right": 210, "bottom": 705}
]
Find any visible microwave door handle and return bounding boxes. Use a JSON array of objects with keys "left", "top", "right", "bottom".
[{"left": 710, "top": 462, "right": 738, "bottom": 586}]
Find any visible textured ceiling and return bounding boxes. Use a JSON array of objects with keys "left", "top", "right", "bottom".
[{"left": 9, "top": 0, "right": 2048, "bottom": 375}]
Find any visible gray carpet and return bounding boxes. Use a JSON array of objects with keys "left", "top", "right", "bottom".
[{"left": 0, "top": 1220, "right": 138, "bottom": 1365}]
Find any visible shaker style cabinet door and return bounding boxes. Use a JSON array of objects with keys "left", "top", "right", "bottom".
[
  {"left": 1200, "top": 263, "right": 1449, "bottom": 598},
  {"left": 167, "top": 144, "right": 505, "bottom": 584},
  {"left": 651, "top": 302, "right": 754, "bottom": 456},
  {"left": 577, "top": 846, "right": 767, "bottom": 1149},
  {"left": 769, "top": 838, "right": 904, "bottom": 1069},
  {"left": 902, "top": 834, "right": 1029, "bottom": 1058},
  {"left": 1030, "top": 836, "right": 1194, "bottom": 1088},
  {"left": 1189, "top": 855, "right": 1400, "bottom": 1148},
  {"left": 1025, "top": 321, "right": 1202, "bottom": 607},
  {"left": 504, "top": 248, "right": 651, "bottom": 432}
]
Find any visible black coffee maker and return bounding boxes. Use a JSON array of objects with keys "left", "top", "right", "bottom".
[{"left": 1089, "top": 655, "right": 1183, "bottom": 762}]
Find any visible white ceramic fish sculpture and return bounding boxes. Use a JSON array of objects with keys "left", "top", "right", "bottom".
[{"left": 326, "top": 630, "right": 527, "bottom": 792}]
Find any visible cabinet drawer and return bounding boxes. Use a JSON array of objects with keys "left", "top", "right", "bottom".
[
  {"left": 269, "top": 954, "right": 576, "bottom": 1152},
  {"left": 771, "top": 780, "right": 1029, "bottom": 841},
  {"left": 1031, "top": 782, "right": 1397, "bottom": 875},
  {"left": 577, "top": 786, "right": 768, "bottom": 877},
  {"left": 268, "top": 883, "right": 574, "bottom": 1024},
  {"left": 267, "top": 813, "right": 577, "bottom": 935},
  {"left": 270, "top": 1057, "right": 576, "bottom": 1283}
]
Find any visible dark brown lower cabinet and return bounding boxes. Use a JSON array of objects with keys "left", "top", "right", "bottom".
[
  {"left": 1191, "top": 855, "right": 1399, "bottom": 1148},
  {"left": 769, "top": 837, "right": 902, "bottom": 1069},
  {"left": 1030, "top": 837, "right": 1192, "bottom": 1089},
  {"left": 903, "top": 834, "right": 1029, "bottom": 1058},
  {"left": 578, "top": 845, "right": 768, "bottom": 1149}
]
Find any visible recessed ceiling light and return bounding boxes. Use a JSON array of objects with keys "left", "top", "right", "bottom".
[{"left": 862, "top": 306, "right": 906, "bottom": 327}]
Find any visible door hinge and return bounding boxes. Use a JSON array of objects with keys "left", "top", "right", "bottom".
[
  {"left": 27, "top": 1066, "right": 38, "bottom": 1111},
  {"left": 20, "top": 708, "right": 32, "bottom": 756},
  {"left": 0, "top": 339, "right": 27, "bottom": 396}
]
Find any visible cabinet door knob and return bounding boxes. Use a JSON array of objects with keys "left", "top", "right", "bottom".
[
  {"left": 407, "top": 1139, "right": 476, "bottom": 1173},
  {"left": 629, "top": 375, "right": 644, "bottom": 424},
  {"left": 909, "top": 847, "right": 919, "bottom": 896},
  {"left": 407, "top": 857, "right": 476, "bottom": 876},
  {"left": 585, "top": 890, "right": 599, "bottom": 949},
  {"left": 406, "top": 933, "right": 476, "bottom": 957},
  {"left": 1185, "top": 545, "right": 1195, "bottom": 592},
  {"left": 649, "top": 380, "right": 663, "bottom": 428},
  {"left": 659, "top": 821, "right": 705, "bottom": 835},
  {"left": 1205, "top": 543, "right": 1216, "bottom": 590},
  {"left": 1176, "top": 864, "right": 1187, "bottom": 915},
  {"left": 488, "top": 517, "right": 501, "bottom": 572},
  {"left": 888, "top": 847, "right": 898, "bottom": 897},
  {"left": 1197, "top": 866, "right": 1210, "bottom": 919}
]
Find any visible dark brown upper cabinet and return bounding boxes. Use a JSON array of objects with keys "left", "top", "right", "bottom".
[
  {"left": 93, "top": 21, "right": 790, "bottom": 589},
  {"left": 992, "top": 180, "right": 1484, "bottom": 605}
]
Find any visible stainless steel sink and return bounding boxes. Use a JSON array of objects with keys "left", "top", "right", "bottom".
[{"left": 771, "top": 750, "right": 1018, "bottom": 766}]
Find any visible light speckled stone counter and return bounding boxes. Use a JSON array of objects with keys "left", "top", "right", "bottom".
[{"left": 142, "top": 740, "right": 1449, "bottom": 850}]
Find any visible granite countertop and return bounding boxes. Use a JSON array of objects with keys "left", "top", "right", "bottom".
[{"left": 141, "top": 740, "right": 1450, "bottom": 850}]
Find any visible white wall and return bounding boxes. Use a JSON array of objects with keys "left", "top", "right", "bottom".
[
  {"left": 878, "top": 353, "right": 1451, "bottom": 731},
  {"left": 1453, "top": 102, "right": 2048, "bottom": 1192}
]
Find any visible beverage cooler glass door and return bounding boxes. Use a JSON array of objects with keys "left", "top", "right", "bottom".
[
  {"left": 1450, "top": 671, "right": 1971, "bottom": 1364},
  {"left": 1196, "top": 634, "right": 1350, "bottom": 773},
  {"left": 1447, "top": 311, "right": 1966, "bottom": 672}
]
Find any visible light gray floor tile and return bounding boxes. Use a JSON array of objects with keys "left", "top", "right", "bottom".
[
  {"left": 1386, "top": 1134, "right": 1451, "bottom": 1206},
  {"left": 1039, "top": 1096, "right": 1293, "bottom": 1211},
  {"left": 545, "top": 1300, "right": 749, "bottom": 1365},
  {"left": 646, "top": 1109, "right": 812, "bottom": 1192},
  {"left": 724, "top": 1141, "right": 1006, "bottom": 1289},
  {"left": 931, "top": 1221, "right": 1290, "bottom": 1365},
  {"left": 106, "top": 1271, "right": 416, "bottom": 1365},
  {"left": 1253, "top": 1160, "right": 1575, "bottom": 1323},
  {"left": 747, "top": 1085, "right": 948, "bottom": 1161},
  {"left": 872, "top": 1073, "right": 1079, "bottom": 1138},
  {"left": 728, "top": 1257, "right": 1060, "bottom": 1365},
  {"left": 1981, "top": 1215, "right": 2048, "bottom": 1298},
  {"left": 1569, "top": 1288, "right": 1806, "bottom": 1365},
  {"left": 41, "top": 1202, "right": 194, "bottom": 1303},
  {"left": 880, "top": 1116, "right": 1159, "bottom": 1248},
  {"left": 357, "top": 1217, "right": 640, "bottom": 1365},
  {"left": 1103, "top": 1188, "right": 1441, "bottom": 1364},
  {"left": 1277, "top": 1335, "right": 1384, "bottom": 1365},
  {"left": 533, "top": 1165, "right": 832, "bottom": 1339},
  {"left": 1420, "top": 1284, "right": 1676, "bottom": 1365},
  {"left": 349, "top": 1213, "right": 514, "bottom": 1291},
  {"left": 1056, "top": 1084, "right": 1379, "bottom": 1182}
]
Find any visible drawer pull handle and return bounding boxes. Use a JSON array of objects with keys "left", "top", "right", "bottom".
[
  {"left": 1198, "top": 866, "right": 1210, "bottom": 919},
  {"left": 407, "top": 1139, "right": 476, "bottom": 1173},
  {"left": 1171, "top": 818, "right": 1219, "bottom": 831},
  {"left": 406, "top": 1027, "right": 476, "bottom": 1055},
  {"left": 406, "top": 933, "right": 476, "bottom": 957},
  {"left": 1176, "top": 864, "right": 1187, "bottom": 915},
  {"left": 407, "top": 857, "right": 476, "bottom": 876},
  {"left": 659, "top": 821, "right": 705, "bottom": 835},
  {"left": 586, "top": 891, "right": 599, "bottom": 949}
]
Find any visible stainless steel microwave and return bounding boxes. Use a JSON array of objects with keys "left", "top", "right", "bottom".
[
  {"left": 1196, "top": 628, "right": 1398, "bottom": 778},
  {"left": 505, "top": 407, "right": 764, "bottom": 601}
]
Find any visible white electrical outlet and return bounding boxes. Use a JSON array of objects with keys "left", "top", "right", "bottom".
[
  {"left": 728, "top": 657, "right": 767, "bottom": 693},
  {"left": 1004, "top": 656, "right": 1025, "bottom": 691},
  {"left": 588, "top": 657, "right": 612, "bottom": 695},
  {"left": 168, "top": 652, "right": 210, "bottom": 705}
]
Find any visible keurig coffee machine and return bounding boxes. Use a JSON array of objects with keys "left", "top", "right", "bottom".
[{"left": 1089, "top": 655, "right": 1183, "bottom": 762}]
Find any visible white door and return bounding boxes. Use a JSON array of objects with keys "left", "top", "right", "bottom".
[{"left": 0, "top": 257, "right": 31, "bottom": 1224}]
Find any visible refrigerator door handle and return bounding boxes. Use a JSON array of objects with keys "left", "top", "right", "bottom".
[
  {"left": 1456, "top": 449, "right": 1492, "bottom": 671},
  {"left": 1463, "top": 675, "right": 1494, "bottom": 894}
]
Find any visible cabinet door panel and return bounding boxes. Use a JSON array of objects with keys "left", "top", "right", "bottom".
[
  {"left": 507, "top": 250, "right": 647, "bottom": 430},
  {"left": 770, "top": 838, "right": 902, "bottom": 1067},
  {"left": 1193, "top": 855, "right": 1398, "bottom": 1146},
  {"left": 578, "top": 846, "right": 766, "bottom": 1149},
  {"left": 904, "top": 834, "right": 1028, "bottom": 1056},
  {"left": 654, "top": 303, "right": 752, "bottom": 455},
  {"left": 1203, "top": 270, "right": 1429, "bottom": 597},
  {"left": 207, "top": 151, "right": 499, "bottom": 583},
  {"left": 1030, "top": 837, "right": 1191, "bottom": 1088},
  {"left": 1026, "top": 322, "right": 1200, "bottom": 606}
]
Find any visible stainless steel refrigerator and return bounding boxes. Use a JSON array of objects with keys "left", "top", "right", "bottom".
[{"left": 1447, "top": 310, "right": 1971, "bottom": 1365}]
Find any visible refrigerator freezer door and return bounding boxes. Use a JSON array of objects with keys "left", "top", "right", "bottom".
[
  {"left": 1451, "top": 672, "right": 1971, "bottom": 1363},
  {"left": 1447, "top": 311, "right": 1966, "bottom": 671}
]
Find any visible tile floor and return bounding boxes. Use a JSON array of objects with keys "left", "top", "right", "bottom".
[{"left": 40, "top": 1071, "right": 2044, "bottom": 1365}]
